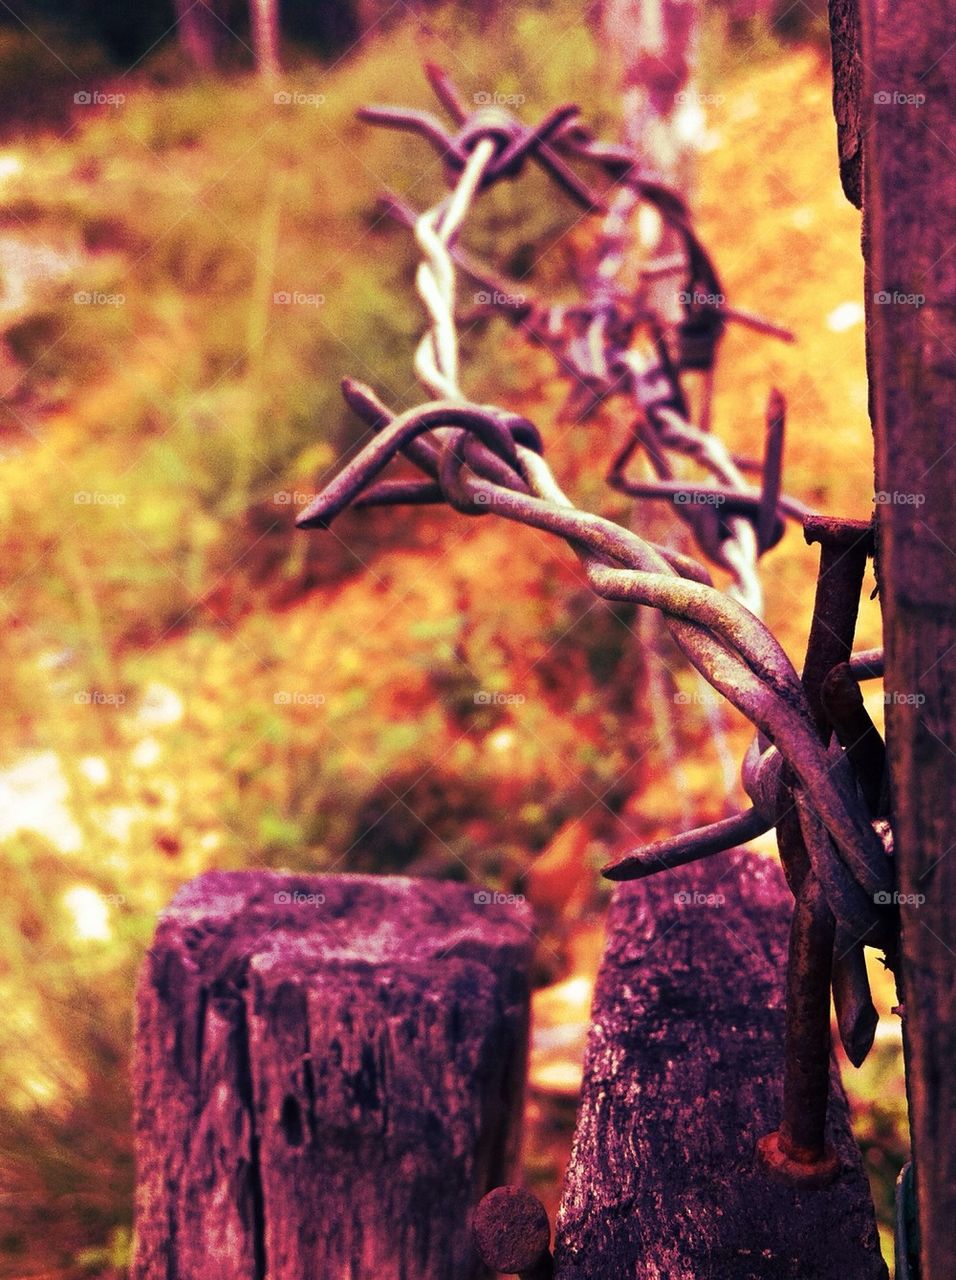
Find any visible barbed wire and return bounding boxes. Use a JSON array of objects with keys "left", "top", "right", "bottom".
[{"left": 295, "top": 68, "right": 898, "bottom": 1181}]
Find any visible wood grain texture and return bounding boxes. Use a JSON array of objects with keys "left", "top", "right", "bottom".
[
  {"left": 554, "top": 850, "right": 887, "bottom": 1279},
  {"left": 860, "top": 3, "right": 956, "bottom": 1275},
  {"left": 133, "top": 871, "right": 534, "bottom": 1280},
  {"left": 828, "top": 0, "right": 864, "bottom": 207}
]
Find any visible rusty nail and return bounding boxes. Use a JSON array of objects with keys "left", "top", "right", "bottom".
[
  {"left": 801, "top": 515, "right": 874, "bottom": 740},
  {"left": 758, "top": 517, "right": 877, "bottom": 1184},
  {"left": 473, "top": 1186, "right": 553, "bottom": 1279},
  {"left": 757, "top": 874, "right": 841, "bottom": 1187}
]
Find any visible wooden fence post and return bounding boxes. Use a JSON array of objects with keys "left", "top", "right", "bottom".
[
  {"left": 554, "top": 850, "right": 887, "bottom": 1278},
  {"left": 858, "top": 4, "right": 956, "bottom": 1276},
  {"left": 133, "top": 871, "right": 534, "bottom": 1280}
]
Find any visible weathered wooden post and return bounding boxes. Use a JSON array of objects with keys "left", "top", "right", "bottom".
[
  {"left": 857, "top": 3, "right": 956, "bottom": 1275},
  {"left": 553, "top": 850, "right": 888, "bottom": 1277},
  {"left": 134, "top": 871, "right": 534, "bottom": 1279}
]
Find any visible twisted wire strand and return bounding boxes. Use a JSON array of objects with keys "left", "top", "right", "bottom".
[{"left": 414, "top": 138, "right": 496, "bottom": 400}]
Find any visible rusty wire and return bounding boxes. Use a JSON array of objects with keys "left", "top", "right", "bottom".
[
  {"left": 367, "top": 63, "right": 801, "bottom": 614},
  {"left": 295, "top": 69, "right": 899, "bottom": 1181}
]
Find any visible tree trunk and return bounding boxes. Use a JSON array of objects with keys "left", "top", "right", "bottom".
[
  {"left": 554, "top": 850, "right": 887, "bottom": 1278},
  {"left": 858, "top": 3, "right": 956, "bottom": 1276},
  {"left": 133, "top": 871, "right": 534, "bottom": 1280}
]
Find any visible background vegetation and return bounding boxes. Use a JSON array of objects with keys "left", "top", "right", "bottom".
[{"left": 0, "top": 3, "right": 906, "bottom": 1275}]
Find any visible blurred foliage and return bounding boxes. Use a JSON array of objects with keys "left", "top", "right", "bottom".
[
  {"left": 0, "top": 5, "right": 908, "bottom": 1277},
  {"left": 0, "top": 7, "right": 626, "bottom": 1275}
]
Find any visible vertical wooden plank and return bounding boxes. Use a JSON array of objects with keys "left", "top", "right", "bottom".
[{"left": 859, "top": 4, "right": 956, "bottom": 1276}]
